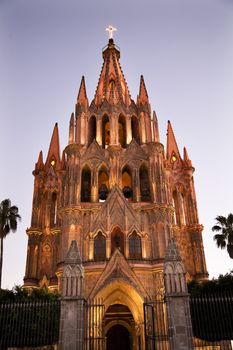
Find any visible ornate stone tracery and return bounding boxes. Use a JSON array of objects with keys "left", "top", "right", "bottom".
[{"left": 24, "top": 37, "right": 208, "bottom": 349}]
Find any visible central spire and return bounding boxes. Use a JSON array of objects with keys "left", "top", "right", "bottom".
[{"left": 92, "top": 37, "right": 131, "bottom": 108}]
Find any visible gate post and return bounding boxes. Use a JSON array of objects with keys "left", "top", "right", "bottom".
[
  {"left": 164, "top": 238, "right": 193, "bottom": 350},
  {"left": 59, "top": 240, "right": 85, "bottom": 350}
]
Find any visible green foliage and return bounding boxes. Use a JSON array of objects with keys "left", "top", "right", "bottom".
[
  {"left": 188, "top": 271, "right": 233, "bottom": 295},
  {"left": 188, "top": 272, "right": 233, "bottom": 341},
  {"left": 0, "top": 198, "right": 21, "bottom": 288},
  {"left": 0, "top": 285, "right": 60, "bottom": 301},
  {"left": 0, "top": 287, "right": 60, "bottom": 348},
  {"left": 0, "top": 199, "right": 21, "bottom": 238},
  {"left": 212, "top": 214, "right": 233, "bottom": 258}
]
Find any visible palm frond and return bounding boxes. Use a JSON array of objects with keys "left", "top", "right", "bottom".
[
  {"left": 215, "top": 215, "right": 227, "bottom": 226},
  {"left": 213, "top": 234, "right": 227, "bottom": 249},
  {"left": 212, "top": 225, "right": 221, "bottom": 232},
  {"left": 227, "top": 213, "right": 233, "bottom": 223}
]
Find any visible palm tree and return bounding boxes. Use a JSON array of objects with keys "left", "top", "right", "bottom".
[
  {"left": 212, "top": 214, "right": 233, "bottom": 259},
  {"left": 0, "top": 199, "right": 21, "bottom": 289}
]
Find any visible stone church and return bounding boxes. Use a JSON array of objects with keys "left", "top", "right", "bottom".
[{"left": 24, "top": 37, "right": 208, "bottom": 348}]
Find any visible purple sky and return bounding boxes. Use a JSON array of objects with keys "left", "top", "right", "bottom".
[{"left": 0, "top": 0, "right": 233, "bottom": 289}]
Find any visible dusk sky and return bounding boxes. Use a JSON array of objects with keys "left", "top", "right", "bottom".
[{"left": 0, "top": 0, "right": 233, "bottom": 289}]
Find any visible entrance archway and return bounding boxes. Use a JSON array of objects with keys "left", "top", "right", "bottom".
[
  {"left": 106, "top": 324, "right": 131, "bottom": 350},
  {"left": 90, "top": 279, "right": 145, "bottom": 350}
]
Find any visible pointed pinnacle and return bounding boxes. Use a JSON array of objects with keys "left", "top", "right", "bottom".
[
  {"left": 77, "top": 76, "right": 88, "bottom": 105},
  {"left": 45, "top": 123, "right": 61, "bottom": 166},
  {"left": 183, "top": 147, "right": 193, "bottom": 167},
  {"left": 35, "top": 150, "right": 44, "bottom": 170},
  {"left": 70, "top": 112, "right": 74, "bottom": 125},
  {"left": 37, "top": 150, "right": 43, "bottom": 165},
  {"left": 165, "top": 237, "right": 182, "bottom": 262},
  {"left": 153, "top": 110, "right": 158, "bottom": 122},
  {"left": 153, "top": 111, "right": 160, "bottom": 142},
  {"left": 183, "top": 147, "right": 189, "bottom": 161},
  {"left": 137, "top": 75, "right": 149, "bottom": 105},
  {"left": 166, "top": 120, "right": 181, "bottom": 161},
  {"left": 65, "top": 240, "right": 82, "bottom": 265}
]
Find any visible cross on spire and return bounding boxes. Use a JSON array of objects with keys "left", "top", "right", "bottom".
[{"left": 106, "top": 25, "right": 117, "bottom": 39}]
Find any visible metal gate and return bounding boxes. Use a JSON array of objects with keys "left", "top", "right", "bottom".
[
  {"left": 84, "top": 299, "right": 105, "bottom": 350},
  {"left": 144, "top": 298, "right": 169, "bottom": 350}
]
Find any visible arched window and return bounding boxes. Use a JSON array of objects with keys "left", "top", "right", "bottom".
[
  {"left": 81, "top": 166, "right": 91, "bottom": 202},
  {"left": 102, "top": 115, "right": 110, "bottom": 149},
  {"left": 42, "top": 191, "right": 49, "bottom": 228},
  {"left": 121, "top": 165, "right": 133, "bottom": 199},
  {"left": 88, "top": 116, "right": 96, "bottom": 146},
  {"left": 118, "top": 115, "right": 126, "bottom": 148},
  {"left": 40, "top": 244, "right": 52, "bottom": 278},
  {"left": 173, "top": 190, "right": 180, "bottom": 226},
  {"left": 109, "top": 79, "right": 115, "bottom": 99},
  {"left": 94, "top": 232, "right": 106, "bottom": 261},
  {"left": 50, "top": 192, "right": 57, "bottom": 227},
  {"left": 98, "top": 166, "right": 109, "bottom": 201},
  {"left": 131, "top": 116, "right": 140, "bottom": 144},
  {"left": 111, "top": 228, "right": 124, "bottom": 255},
  {"left": 173, "top": 190, "right": 186, "bottom": 226},
  {"left": 181, "top": 193, "right": 186, "bottom": 225},
  {"left": 129, "top": 232, "right": 142, "bottom": 259},
  {"left": 140, "top": 165, "right": 151, "bottom": 201}
]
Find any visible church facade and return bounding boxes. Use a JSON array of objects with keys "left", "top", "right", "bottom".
[{"left": 24, "top": 38, "right": 208, "bottom": 348}]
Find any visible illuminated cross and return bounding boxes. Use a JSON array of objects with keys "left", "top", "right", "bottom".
[{"left": 106, "top": 25, "right": 117, "bottom": 39}]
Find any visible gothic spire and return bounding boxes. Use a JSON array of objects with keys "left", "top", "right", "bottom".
[
  {"left": 45, "top": 123, "right": 61, "bottom": 167},
  {"left": 165, "top": 237, "right": 182, "bottom": 262},
  {"left": 166, "top": 120, "right": 181, "bottom": 162},
  {"left": 183, "top": 147, "right": 193, "bottom": 167},
  {"left": 77, "top": 76, "right": 88, "bottom": 109},
  {"left": 92, "top": 39, "right": 131, "bottom": 107},
  {"left": 69, "top": 112, "right": 75, "bottom": 145},
  {"left": 137, "top": 75, "right": 149, "bottom": 105},
  {"left": 35, "top": 150, "right": 44, "bottom": 171},
  {"left": 153, "top": 110, "right": 160, "bottom": 142},
  {"left": 65, "top": 240, "right": 82, "bottom": 265}
]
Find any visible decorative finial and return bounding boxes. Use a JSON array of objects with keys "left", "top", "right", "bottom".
[{"left": 106, "top": 25, "right": 117, "bottom": 39}]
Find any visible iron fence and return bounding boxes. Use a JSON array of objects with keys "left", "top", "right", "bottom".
[
  {"left": 83, "top": 299, "right": 105, "bottom": 350},
  {"left": 144, "top": 297, "right": 169, "bottom": 350},
  {"left": 190, "top": 293, "right": 233, "bottom": 350},
  {"left": 0, "top": 300, "right": 60, "bottom": 349}
]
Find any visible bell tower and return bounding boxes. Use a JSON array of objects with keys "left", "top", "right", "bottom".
[{"left": 24, "top": 35, "right": 208, "bottom": 347}]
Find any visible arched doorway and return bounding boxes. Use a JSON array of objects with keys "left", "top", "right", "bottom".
[
  {"left": 106, "top": 324, "right": 131, "bottom": 350},
  {"left": 90, "top": 281, "right": 145, "bottom": 350},
  {"left": 105, "top": 304, "right": 133, "bottom": 350}
]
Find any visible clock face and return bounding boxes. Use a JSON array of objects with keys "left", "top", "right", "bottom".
[{"left": 50, "top": 160, "right": 56, "bottom": 166}]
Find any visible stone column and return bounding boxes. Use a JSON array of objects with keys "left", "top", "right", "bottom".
[
  {"left": 91, "top": 170, "right": 98, "bottom": 202},
  {"left": 126, "top": 115, "right": 132, "bottom": 144},
  {"left": 164, "top": 238, "right": 193, "bottom": 350},
  {"left": 96, "top": 117, "right": 102, "bottom": 146},
  {"left": 59, "top": 240, "right": 85, "bottom": 350},
  {"left": 106, "top": 237, "right": 111, "bottom": 259}
]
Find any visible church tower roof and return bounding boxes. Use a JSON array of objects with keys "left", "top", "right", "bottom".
[
  {"left": 137, "top": 75, "right": 149, "bottom": 105},
  {"left": 35, "top": 150, "right": 44, "bottom": 171},
  {"left": 92, "top": 39, "right": 131, "bottom": 107},
  {"left": 77, "top": 76, "right": 88, "bottom": 107},
  {"left": 45, "top": 123, "right": 61, "bottom": 167},
  {"left": 166, "top": 120, "right": 181, "bottom": 161}
]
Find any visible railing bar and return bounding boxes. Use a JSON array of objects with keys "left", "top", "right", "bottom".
[
  {"left": 22, "top": 300, "right": 27, "bottom": 346},
  {"left": 16, "top": 302, "right": 22, "bottom": 347}
]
